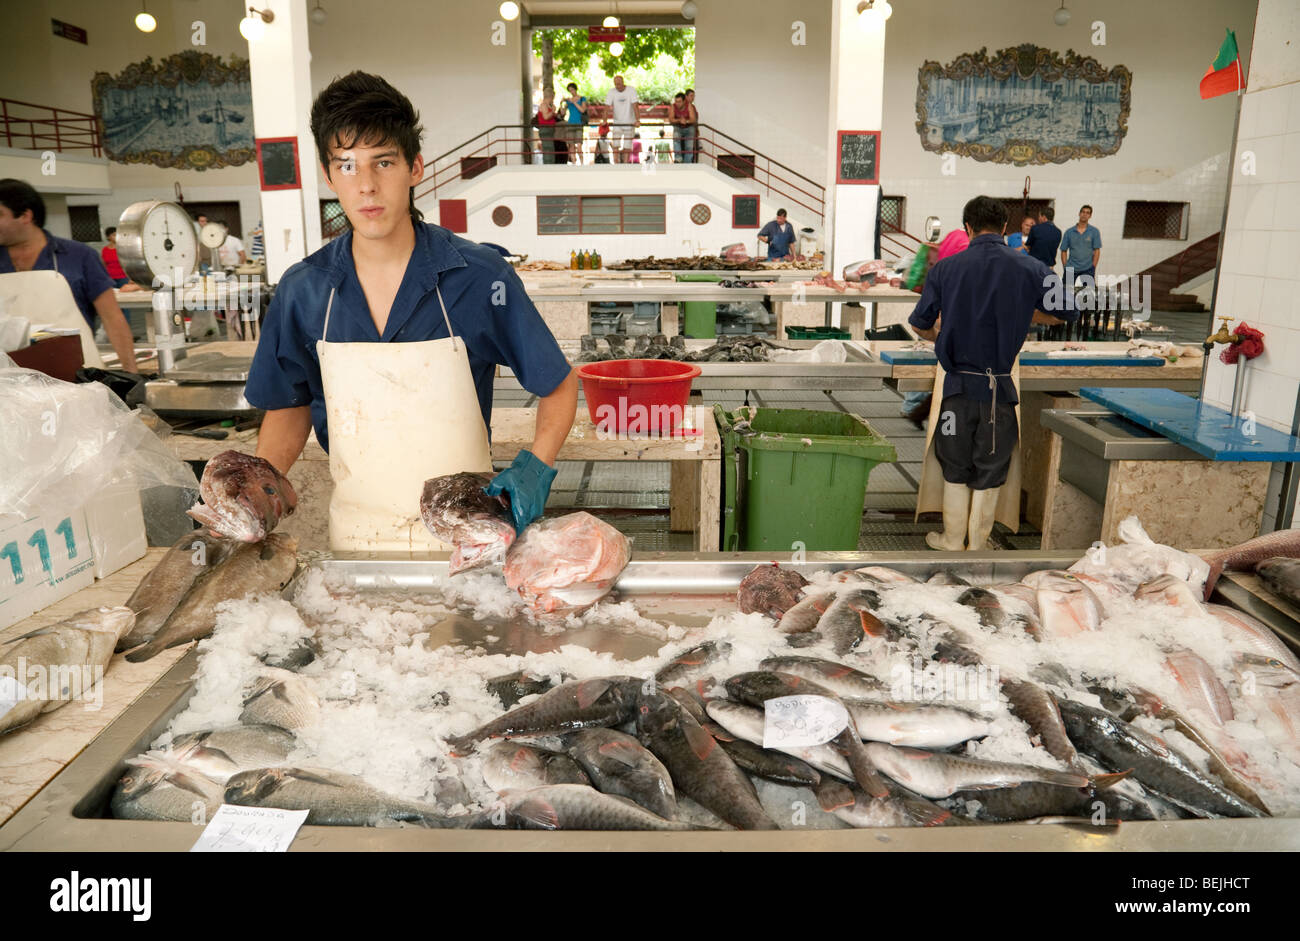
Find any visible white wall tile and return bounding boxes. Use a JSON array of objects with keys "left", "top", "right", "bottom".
[
  {"left": 1238, "top": 94, "right": 1262, "bottom": 141},
  {"left": 1288, "top": 84, "right": 1300, "bottom": 133},
  {"left": 1240, "top": 183, "right": 1276, "bottom": 230},
  {"left": 1258, "top": 278, "right": 1294, "bottom": 327},
  {"left": 1274, "top": 182, "right": 1300, "bottom": 230},
  {"left": 1256, "top": 85, "right": 1292, "bottom": 136},
  {"left": 1241, "top": 232, "right": 1271, "bottom": 277},
  {"left": 1283, "top": 132, "right": 1300, "bottom": 183},
  {"left": 1266, "top": 231, "right": 1300, "bottom": 280},
  {"left": 1243, "top": 134, "right": 1285, "bottom": 184},
  {"left": 1233, "top": 275, "right": 1265, "bottom": 317},
  {"left": 1246, "top": 369, "right": 1300, "bottom": 428}
]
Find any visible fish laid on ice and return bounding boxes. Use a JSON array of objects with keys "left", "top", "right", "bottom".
[
  {"left": 239, "top": 667, "right": 321, "bottom": 732},
  {"left": 125, "top": 533, "right": 299, "bottom": 663},
  {"left": 485, "top": 670, "right": 558, "bottom": 710},
  {"left": 564, "top": 728, "right": 676, "bottom": 819},
  {"left": 706, "top": 699, "right": 854, "bottom": 784},
  {"left": 487, "top": 784, "right": 696, "bottom": 831},
  {"left": 1000, "top": 678, "right": 1078, "bottom": 766},
  {"left": 927, "top": 571, "right": 970, "bottom": 586},
  {"left": 1057, "top": 699, "right": 1267, "bottom": 819},
  {"left": 1024, "top": 571, "right": 1101, "bottom": 639},
  {"left": 815, "top": 778, "right": 969, "bottom": 828},
  {"left": 654, "top": 641, "right": 731, "bottom": 686},
  {"left": 1201, "top": 530, "right": 1300, "bottom": 597},
  {"left": 1232, "top": 656, "right": 1300, "bottom": 767},
  {"left": 775, "top": 593, "right": 833, "bottom": 635},
  {"left": 861, "top": 742, "right": 1089, "bottom": 799},
  {"left": 948, "top": 776, "right": 1150, "bottom": 824},
  {"left": 850, "top": 566, "right": 918, "bottom": 585},
  {"left": 816, "top": 588, "right": 892, "bottom": 655},
  {"left": 1257, "top": 557, "right": 1300, "bottom": 609},
  {"left": 843, "top": 699, "right": 994, "bottom": 749},
  {"left": 480, "top": 741, "right": 591, "bottom": 792},
  {"left": 503, "top": 512, "right": 631, "bottom": 614},
  {"left": 1134, "top": 574, "right": 1206, "bottom": 617},
  {"left": 162, "top": 724, "right": 296, "bottom": 783},
  {"left": 448, "top": 676, "right": 644, "bottom": 755},
  {"left": 956, "top": 588, "right": 1019, "bottom": 632},
  {"left": 715, "top": 735, "right": 823, "bottom": 788},
  {"left": 419, "top": 472, "right": 516, "bottom": 575},
  {"left": 187, "top": 450, "right": 297, "bottom": 543},
  {"left": 119, "top": 531, "right": 236, "bottom": 651},
  {"left": 725, "top": 671, "right": 889, "bottom": 799},
  {"left": 111, "top": 755, "right": 224, "bottom": 822},
  {"left": 737, "top": 563, "right": 808, "bottom": 619},
  {"left": 0, "top": 606, "right": 135, "bottom": 734},
  {"left": 759, "top": 656, "right": 886, "bottom": 698},
  {"left": 1205, "top": 605, "right": 1300, "bottom": 674},
  {"left": 636, "top": 690, "right": 778, "bottom": 830},
  {"left": 224, "top": 766, "right": 447, "bottom": 827}
]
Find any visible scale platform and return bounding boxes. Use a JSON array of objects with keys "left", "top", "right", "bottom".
[{"left": 145, "top": 345, "right": 259, "bottom": 417}]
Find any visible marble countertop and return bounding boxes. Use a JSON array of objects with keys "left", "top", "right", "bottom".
[{"left": 0, "top": 548, "right": 188, "bottom": 827}]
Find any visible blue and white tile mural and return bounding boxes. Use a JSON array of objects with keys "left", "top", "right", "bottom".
[
  {"left": 92, "top": 52, "right": 253, "bottom": 171},
  {"left": 917, "top": 44, "right": 1132, "bottom": 166}
]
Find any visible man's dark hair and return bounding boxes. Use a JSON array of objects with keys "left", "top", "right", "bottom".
[
  {"left": 776, "top": 208, "right": 787, "bottom": 217},
  {"left": 962, "top": 195, "right": 1008, "bottom": 234},
  {"left": 311, "top": 71, "right": 424, "bottom": 222},
  {"left": 1041, "top": 206, "right": 1055, "bottom": 222},
  {"left": 0, "top": 179, "right": 46, "bottom": 228},
  {"left": 673, "top": 92, "right": 685, "bottom": 101},
  {"left": 105, "top": 226, "right": 117, "bottom": 238},
  {"left": 1080, "top": 204, "right": 1092, "bottom": 213},
  {"left": 685, "top": 88, "right": 694, "bottom": 95},
  {"left": 567, "top": 82, "right": 578, "bottom": 92}
]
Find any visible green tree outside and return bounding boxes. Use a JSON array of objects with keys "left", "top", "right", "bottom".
[{"left": 532, "top": 28, "right": 695, "bottom": 104}]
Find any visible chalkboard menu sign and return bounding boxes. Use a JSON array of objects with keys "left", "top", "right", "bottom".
[
  {"left": 256, "top": 137, "right": 301, "bottom": 191},
  {"left": 836, "top": 130, "right": 880, "bottom": 185},
  {"left": 732, "top": 194, "right": 760, "bottom": 228}
]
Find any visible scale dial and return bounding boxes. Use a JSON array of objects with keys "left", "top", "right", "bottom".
[
  {"left": 199, "top": 222, "right": 227, "bottom": 249},
  {"left": 116, "top": 200, "right": 199, "bottom": 288}
]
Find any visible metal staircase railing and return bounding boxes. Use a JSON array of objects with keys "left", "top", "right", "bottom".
[{"left": 1, "top": 98, "right": 102, "bottom": 156}]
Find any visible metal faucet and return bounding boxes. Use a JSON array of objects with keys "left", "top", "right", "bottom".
[{"left": 1204, "top": 316, "right": 1239, "bottom": 351}]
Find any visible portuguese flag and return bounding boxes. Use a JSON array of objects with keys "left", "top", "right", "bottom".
[{"left": 1200, "top": 29, "right": 1243, "bottom": 99}]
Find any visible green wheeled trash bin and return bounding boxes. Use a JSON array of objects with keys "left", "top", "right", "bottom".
[
  {"left": 714, "top": 405, "right": 897, "bottom": 552},
  {"left": 681, "top": 302, "right": 718, "bottom": 338}
]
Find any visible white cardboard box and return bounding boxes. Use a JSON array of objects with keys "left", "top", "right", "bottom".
[
  {"left": 0, "top": 510, "right": 96, "bottom": 630},
  {"left": 82, "top": 486, "right": 147, "bottom": 580}
]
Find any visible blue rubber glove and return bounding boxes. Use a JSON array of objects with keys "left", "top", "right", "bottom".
[{"left": 485, "top": 449, "right": 557, "bottom": 534}]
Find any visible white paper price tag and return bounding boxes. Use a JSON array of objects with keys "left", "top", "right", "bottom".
[
  {"left": 190, "top": 804, "right": 309, "bottom": 853},
  {"left": 0, "top": 674, "right": 28, "bottom": 719},
  {"left": 763, "top": 695, "right": 849, "bottom": 748}
]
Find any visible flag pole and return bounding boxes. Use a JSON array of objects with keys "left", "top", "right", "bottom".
[{"left": 1199, "top": 43, "right": 1246, "bottom": 401}]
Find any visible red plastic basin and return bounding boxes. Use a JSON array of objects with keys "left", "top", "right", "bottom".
[{"left": 576, "top": 359, "right": 702, "bottom": 434}]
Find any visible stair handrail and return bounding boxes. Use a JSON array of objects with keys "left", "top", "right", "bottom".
[{"left": 1, "top": 97, "right": 102, "bottom": 157}]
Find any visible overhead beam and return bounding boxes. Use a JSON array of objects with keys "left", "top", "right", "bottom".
[{"left": 525, "top": 14, "right": 693, "bottom": 27}]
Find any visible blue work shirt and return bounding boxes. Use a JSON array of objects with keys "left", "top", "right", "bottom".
[
  {"left": 1025, "top": 220, "right": 1061, "bottom": 268},
  {"left": 245, "top": 222, "right": 572, "bottom": 454},
  {"left": 0, "top": 229, "right": 114, "bottom": 329},
  {"left": 565, "top": 96, "right": 587, "bottom": 124},
  {"left": 1060, "top": 224, "right": 1102, "bottom": 270},
  {"left": 758, "top": 220, "right": 795, "bottom": 259},
  {"left": 908, "top": 233, "right": 1074, "bottom": 404}
]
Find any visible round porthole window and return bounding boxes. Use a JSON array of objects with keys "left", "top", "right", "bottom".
[
  {"left": 492, "top": 205, "right": 513, "bottom": 227},
  {"left": 689, "top": 203, "right": 711, "bottom": 225}
]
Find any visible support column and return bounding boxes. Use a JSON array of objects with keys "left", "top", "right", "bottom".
[
  {"left": 246, "top": 0, "right": 321, "bottom": 283},
  {"left": 825, "top": 0, "right": 886, "bottom": 327}
]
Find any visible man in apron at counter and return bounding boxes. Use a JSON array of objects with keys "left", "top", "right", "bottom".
[
  {"left": 245, "top": 72, "right": 578, "bottom": 551},
  {"left": 909, "top": 196, "right": 1072, "bottom": 551}
]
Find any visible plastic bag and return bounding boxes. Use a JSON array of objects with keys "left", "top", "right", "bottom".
[
  {"left": 767, "top": 340, "right": 849, "bottom": 364},
  {"left": 1067, "top": 516, "right": 1210, "bottom": 595},
  {"left": 904, "top": 246, "right": 931, "bottom": 291},
  {"left": 503, "top": 511, "right": 631, "bottom": 615},
  {"left": 0, "top": 367, "right": 199, "bottom": 526}
]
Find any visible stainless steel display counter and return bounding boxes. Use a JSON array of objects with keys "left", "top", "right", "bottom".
[{"left": 3, "top": 551, "right": 1297, "bottom": 852}]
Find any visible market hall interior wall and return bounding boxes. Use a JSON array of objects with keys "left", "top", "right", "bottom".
[
  {"left": 877, "top": 0, "right": 1257, "bottom": 279},
  {"left": 1200, "top": 0, "right": 1300, "bottom": 532}
]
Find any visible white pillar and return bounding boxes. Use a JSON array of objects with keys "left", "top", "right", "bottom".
[
  {"left": 825, "top": 0, "right": 886, "bottom": 324},
  {"left": 246, "top": 0, "right": 321, "bottom": 283}
]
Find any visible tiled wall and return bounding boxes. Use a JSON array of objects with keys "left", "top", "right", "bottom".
[{"left": 1202, "top": 0, "right": 1300, "bottom": 533}]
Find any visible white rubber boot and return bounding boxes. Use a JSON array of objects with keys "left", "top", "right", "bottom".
[
  {"left": 925, "top": 482, "right": 971, "bottom": 551},
  {"left": 967, "top": 487, "right": 1000, "bottom": 551}
]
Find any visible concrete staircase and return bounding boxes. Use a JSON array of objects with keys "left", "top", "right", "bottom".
[{"left": 1139, "top": 232, "right": 1220, "bottom": 312}]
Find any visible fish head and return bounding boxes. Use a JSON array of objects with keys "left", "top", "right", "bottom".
[
  {"left": 192, "top": 451, "right": 298, "bottom": 543},
  {"left": 1135, "top": 574, "right": 1201, "bottom": 611},
  {"left": 634, "top": 689, "right": 682, "bottom": 740},
  {"left": 420, "top": 473, "right": 514, "bottom": 548},
  {"left": 223, "top": 767, "right": 285, "bottom": 804}
]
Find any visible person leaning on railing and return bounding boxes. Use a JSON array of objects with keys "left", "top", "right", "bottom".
[
  {"left": 686, "top": 89, "right": 699, "bottom": 163},
  {"left": 670, "top": 92, "right": 690, "bottom": 164},
  {"left": 536, "top": 90, "right": 559, "bottom": 164}
]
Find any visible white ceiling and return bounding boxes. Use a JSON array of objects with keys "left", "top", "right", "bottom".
[{"left": 523, "top": 1, "right": 688, "bottom": 15}]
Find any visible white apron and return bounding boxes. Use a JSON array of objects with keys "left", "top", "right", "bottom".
[
  {"left": 316, "top": 285, "right": 492, "bottom": 552},
  {"left": 914, "top": 360, "right": 1022, "bottom": 533}
]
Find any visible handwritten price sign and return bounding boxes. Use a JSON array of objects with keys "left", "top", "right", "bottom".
[{"left": 763, "top": 695, "right": 849, "bottom": 748}]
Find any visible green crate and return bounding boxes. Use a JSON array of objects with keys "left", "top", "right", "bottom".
[
  {"left": 674, "top": 273, "right": 725, "bottom": 282},
  {"left": 714, "top": 406, "right": 897, "bottom": 552},
  {"left": 785, "top": 326, "right": 851, "bottom": 341},
  {"left": 681, "top": 302, "right": 718, "bottom": 338}
]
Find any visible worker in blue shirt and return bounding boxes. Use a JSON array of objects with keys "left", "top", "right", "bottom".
[
  {"left": 245, "top": 73, "right": 577, "bottom": 551},
  {"left": 1059, "top": 204, "right": 1102, "bottom": 287},
  {"left": 908, "top": 195, "right": 1072, "bottom": 552},
  {"left": 0, "top": 179, "right": 139, "bottom": 371},
  {"left": 1025, "top": 206, "right": 1062, "bottom": 269},
  {"left": 757, "top": 209, "right": 796, "bottom": 260}
]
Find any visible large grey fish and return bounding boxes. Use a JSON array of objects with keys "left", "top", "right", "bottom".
[
  {"left": 239, "top": 667, "right": 321, "bottom": 732},
  {"left": 816, "top": 588, "right": 891, "bottom": 655},
  {"left": 861, "top": 742, "right": 1089, "bottom": 799},
  {"left": 111, "top": 755, "right": 224, "bottom": 822},
  {"left": 484, "top": 785, "right": 696, "bottom": 831},
  {"left": 1000, "top": 678, "right": 1078, "bottom": 766},
  {"left": 1257, "top": 557, "right": 1300, "bottom": 609},
  {"left": 948, "top": 775, "right": 1151, "bottom": 824},
  {"left": 776, "top": 593, "right": 834, "bottom": 634},
  {"left": 737, "top": 563, "right": 808, "bottom": 619},
  {"left": 927, "top": 571, "right": 970, "bottom": 587},
  {"left": 636, "top": 690, "right": 778, "bottom": 830},
  {"left": 447, "top": 675, "right": 644, "bottom": 755},
  {"left": 480, "top": 741, "right": 591, "bottom": 792},
  {"left": 706, "top": 699, "right": 854, "bottom": 783},
  {"left": 654, "top": 640, "right": 731, "bottom": 686},
  {"left": 486, "top": 670, "right": 558, "bottom": 710},
  {"left": 843, "top": 699, "right": 994, "bottom": 748},
  {"left": 564, "top": 728, "right": 676, "bottom": 819},
  {"left": 160, "top": 724, "right": 297, "bottom": 783},
  {"left": 0, "top": 606, "right": 135, "bottom": 734},
  {"left": 224, "top": 766, "right": 447, "bottom": 827},
  {"left": 716, "top": 736, "right": 822, "bottom": 788},
  {"left": 725, "top": 671, "right": 889, "bottom": 799},
  {"left": 759, "top": 656, "right": 886, "bottom": 698},
  {"left": 956, "top": 588, "right": 1022, "bottom": 632},
  {"left": 125, "top": 533, "right": 299, "bottom": 663},
  {"left": 1057, "top": 699, "right": 1267, "bottom": 819},
  {"left": 119, "top": 531, "right": 237, "bottom": 651},
  {"left": 814, "top": 778, "right": 969, "bottom": 828},
  {"left": 187, "top": 450, "right": 297, "bottom": 543},
  {"left": 418, "top": 472, "right": 516, "bottom": 575}
]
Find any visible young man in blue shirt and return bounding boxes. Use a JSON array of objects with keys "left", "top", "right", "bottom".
[
  {"left": 245, "top": 72, "right": 576, "bottom": 548},
  {"left": 0, "top": 179, "right": 139, "bottom": 372},
  {"left": 757, "top": 209, "right": 796, "bottom": 260},
  {"left": 1059, "top": 204, "right": 1101, "bottom": 287},
  {"left": 1025, "top": 206, "right": 1061, "bottom": 270}
]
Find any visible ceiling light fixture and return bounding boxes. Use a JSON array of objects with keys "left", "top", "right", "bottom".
[
  {"left": 1054, "top": 1, "right": 1071, "bottom": 25},
  {"left": 134, "top": 1, "right": 156, "bottom": 32},
  {"left": 603, "top": 15, "right": 620, "bottom": 28},
  {"left": 499, "top": 1, "right": 520, "bottom": 20},
  {"left": 680, "top": 0, "right": 697, "bottom": 20},
  {"left": 856, "top": 0, "right": 892, "bottom": 31},
  {"left": 240, "top": 5, "right": 274, "bottom": 40},
  {"left": 609, "top": 41, "right": 624, "bottom": 56},
  {"left": 310, "top": 1, "right": 327, "bottom": 25}
]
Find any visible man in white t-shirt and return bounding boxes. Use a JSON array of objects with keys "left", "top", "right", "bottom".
[
  {"left": 215, "top": 220, "right": 247, "bottom": 268},
  {"left": 606, "top": 75, "right": 639, "bottom": 164}
]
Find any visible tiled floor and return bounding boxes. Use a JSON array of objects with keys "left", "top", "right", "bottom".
[{"left": 500, "top": 308, "right": 1211, "bottom": 552}]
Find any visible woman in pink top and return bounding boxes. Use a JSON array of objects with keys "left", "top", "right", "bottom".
[
  {"left": 935, "top": 229, "right": 970, "bottom": 261},
  {"left": 536, "top": 92, "right": 559, "bottom": 164}
]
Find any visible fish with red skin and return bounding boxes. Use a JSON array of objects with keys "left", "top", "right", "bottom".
[
  {"left": 737, "top": 563, "right": 808, "bottom": 619},
  {"left": 187, "top": 450, "right": 297, "bottom": 542}
]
